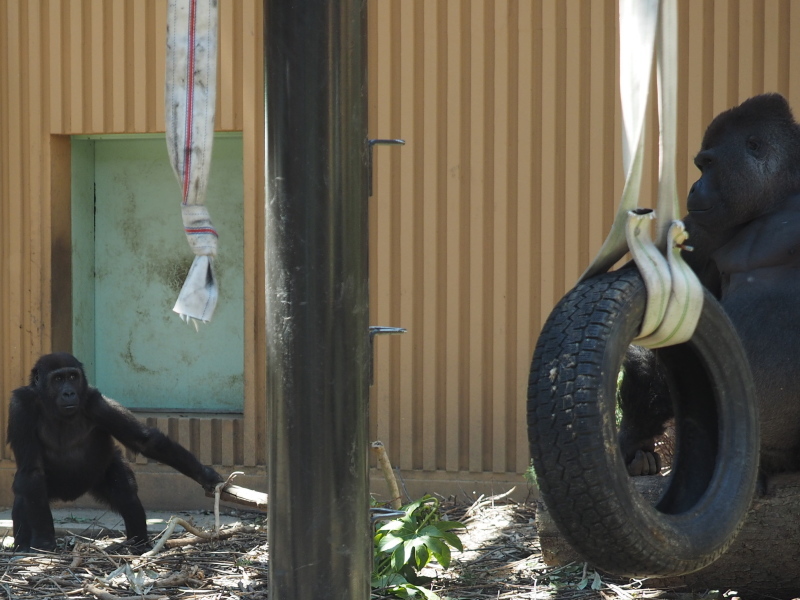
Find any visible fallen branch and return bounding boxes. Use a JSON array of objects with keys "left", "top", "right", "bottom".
[
  {"left": 163, "top": 523, "right": 253, "bottom": 549},
  {"left": 143, "top": 518, "right": 205, "bottom": 557},
  {"left": 71, "top": 541, "right": 111, "bottom": 569},
  {"left": 143, "top": 517, "right": 255, "bottom": 556},
  {"left": 205, "top": 483, "right": 268, "bottom": 511},
  {"left": 214, "top": 471, "right": 244, "bottom": 533},
  {"left": 464, "top": 488, "right": 517, "bottom": 519}
]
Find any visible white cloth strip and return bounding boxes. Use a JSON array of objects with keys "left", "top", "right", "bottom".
[
  {"left": 580, "top": 0, "right": 703, "bottom": 346},
  {"left": 165, "top": 0, "right": 219, "bottom": 324}
]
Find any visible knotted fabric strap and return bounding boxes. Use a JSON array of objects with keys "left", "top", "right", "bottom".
[
  {"left": 626, "top": 211, "right": 702, "bottom": 347},
  {"left": 165, "top": 0, "right": 219, "bottom": 325},
  {"left": 580, "top": 0, "right": 703, "bottom": 348}
]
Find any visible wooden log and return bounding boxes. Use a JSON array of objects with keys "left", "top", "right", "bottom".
[
  {"left": 537, "top": 472, "right": 800, "bottom": 595},
  {"left": 206, "top": 484, "right": 268, "bottom": 511}
]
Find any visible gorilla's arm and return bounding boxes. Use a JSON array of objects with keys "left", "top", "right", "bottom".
[
  {"left": 712, "top": 201, "right": 800, "bottom": 277},
  {"left": 681, "top": 216, "right": 726, "bottom": 297},
  {"left": 7, "top": 389, "right": 50, "bottom": 494},
  {"left": 617, "top": 346, "right": 674, "bottom": 475},
  {"left": 85, "top": 389, "right": 223, "bottom": 492}
]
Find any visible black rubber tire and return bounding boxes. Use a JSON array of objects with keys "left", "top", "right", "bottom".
[{"left": 527, "top": 267, "right": 759, "bottom": 577}]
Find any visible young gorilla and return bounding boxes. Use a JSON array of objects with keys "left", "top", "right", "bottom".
[
  {"left": 7, "top": 352, "right": 224, "bottom": 552},
  {"left": 619, "top": 93, "right": 800, "bottom": 478}
]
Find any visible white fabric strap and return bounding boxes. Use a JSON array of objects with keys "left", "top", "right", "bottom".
[
  {"left": 655, "top": 0, "right": 680, "bottom": 248},
  {"left": 165, "top": 0, "right": 219, "bottom": 325},
  {"left": 582, "top": 0, "right": 703, "bottom": 348},
  {"left": 581, "top": 0, "right": 659, "bottom": 279},
  {"left": 634, "top": 221, "right": 703, "bottom": 348},
  {"left": 625, "top": 210, "right": 670, "bottom": 338}
]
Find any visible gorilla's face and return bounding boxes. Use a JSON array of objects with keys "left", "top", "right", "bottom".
[{"left": 687, "top": 94, "right": 800, "bottom": 232}]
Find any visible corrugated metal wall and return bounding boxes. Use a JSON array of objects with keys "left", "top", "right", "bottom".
[
  {"left": 0, "top": 0, "right": 266, "bottom": 491},
  {"left": 1, "top": 0, "right": 799, "bottom": 503},
  {"left": 368, "top": 0, "right": 621, "bottom": 483},
  {"left": 366, "top": 0, "right": 800, "bottom": 485}
]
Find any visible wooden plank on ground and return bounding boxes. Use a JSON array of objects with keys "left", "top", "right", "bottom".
[{"left": 207, "top": 484, "right": 268, "bottom": 511}]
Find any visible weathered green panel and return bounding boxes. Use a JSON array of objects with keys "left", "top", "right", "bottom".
[{"left": 73, "top": 135, "right": 244, "bottom": 411}]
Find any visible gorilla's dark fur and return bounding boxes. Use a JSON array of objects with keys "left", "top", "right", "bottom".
[
  {"left": 619, "top": 94, "right": 800, "bottom": 478},
  {"left": 7, "top": 352, "right": 223, "bottom": 552}
]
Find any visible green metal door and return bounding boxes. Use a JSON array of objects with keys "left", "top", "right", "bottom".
[{"left": 71, "top": 134, "right": 244, "bottom": 412}]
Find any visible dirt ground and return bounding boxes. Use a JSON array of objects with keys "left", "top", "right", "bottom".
[
  {"left": 0, "top": 493, "right": 740, "bottom": 600},
  {"left": 425, "top": 493, "right": 719, "bottom": 600}
]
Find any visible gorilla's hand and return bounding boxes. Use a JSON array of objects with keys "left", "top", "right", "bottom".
[
  {"left": 626, "top": 449, "right": 662, "bottom": 476},
  {"left": 198, "top": 466, "right": 226, "bottom": 492}
]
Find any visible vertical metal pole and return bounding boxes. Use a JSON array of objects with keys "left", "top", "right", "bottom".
[{"left": 265, "top": 1, "right": 370, "bottom": 599}]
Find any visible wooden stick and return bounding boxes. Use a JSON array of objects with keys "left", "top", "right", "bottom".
[
  {"left": 205, "top": 483, "right": 268, "bottom": 510},
  {"left": 371, "top": 440, "right": 402, "bottom": 509},
  {"left": 164, "top": 523, "right": 252, "bottom": 549},
  {"left": 144, "top": 516, "right": 255, "bottom": 556}
]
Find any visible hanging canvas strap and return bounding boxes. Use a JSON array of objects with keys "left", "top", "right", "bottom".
[
  {"left": 581, "top": 0, "right": 703, "bottom": 348},
  {"left": 165, "top": 0, "right": 219, "bottom": 325}
]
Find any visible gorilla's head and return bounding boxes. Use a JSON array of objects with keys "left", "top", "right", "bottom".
[{"left": 688, "top": 93, "right": 800, "bottom": 231}]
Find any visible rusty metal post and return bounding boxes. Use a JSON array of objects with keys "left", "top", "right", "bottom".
[{"left": 264, "top": 1, "right": 370, "bottom": 598}]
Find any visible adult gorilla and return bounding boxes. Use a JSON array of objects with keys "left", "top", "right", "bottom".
[
  {"left": 7, "top": 352, "right": 224, "bottom": 552},
  {"left": 619, "top": 93, "right": 800, "bottom": 478}
]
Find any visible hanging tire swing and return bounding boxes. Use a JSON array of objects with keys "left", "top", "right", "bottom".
[
  {"left": 527, "top": 267, "right": 759, "bottom": 576},
  {"left": 527, "top": 1, "right": 759, "bottom": 577}
]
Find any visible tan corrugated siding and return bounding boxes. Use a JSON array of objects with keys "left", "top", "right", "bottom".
[
  {"left": 26, "top": 0, "right": 245, "bottom": 136},
  {"left": 367, "top": 0, "right": 800, "bottom": 479},
  {"left": 1, "top": 0, "right": 799, "bottom": 491},
  {"left": 368, "top": 0, "right": 621, "bottom": 475},
  {"left": 0, "top": 0, "right": 262, "bottom": 474}
]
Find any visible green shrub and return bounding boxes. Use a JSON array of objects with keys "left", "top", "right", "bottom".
[{"left": 372, "top": 495, "right": 466, "bottom": 599}]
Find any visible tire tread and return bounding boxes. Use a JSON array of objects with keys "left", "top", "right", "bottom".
[{"left": 528, "top": 269, "right": 756, "bottom": 576}]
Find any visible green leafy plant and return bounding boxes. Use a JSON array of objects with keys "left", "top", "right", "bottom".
[
  {"left": 372, "top": 495, "right": 466, "bottom": 599},
  {"left": 524, "top": 461, "right": 538, "bottom": 487}
]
